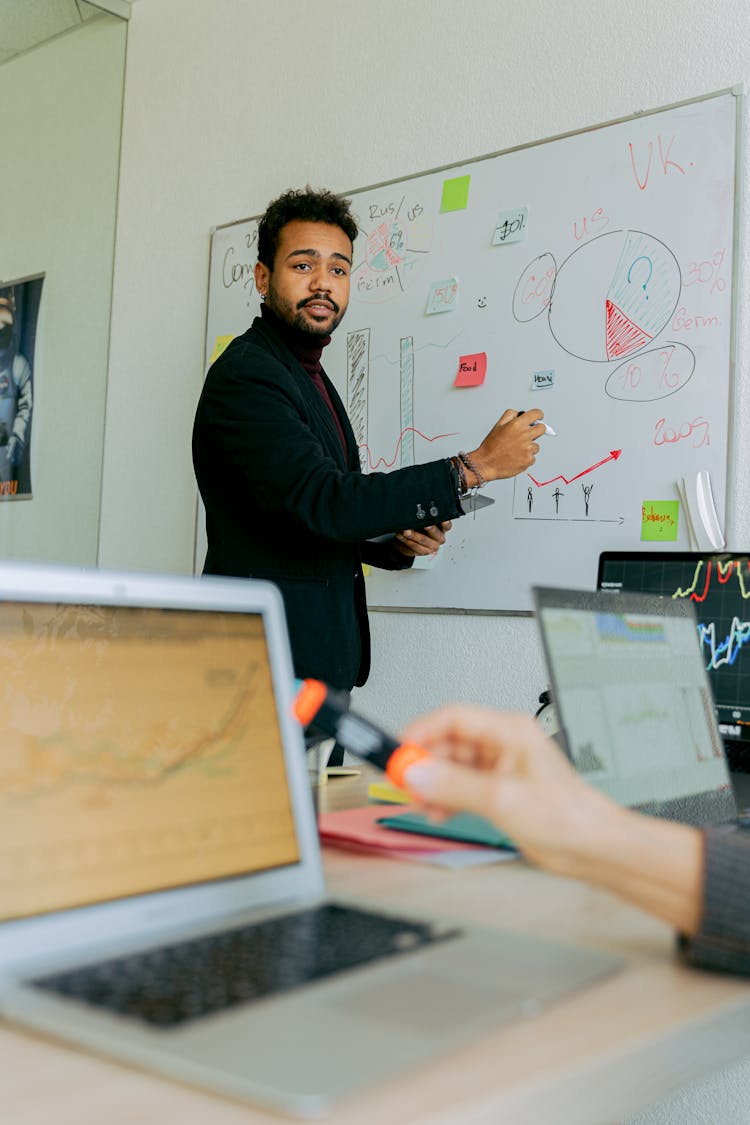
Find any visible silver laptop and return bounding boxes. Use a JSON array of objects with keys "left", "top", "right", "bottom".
[
  {"left": 533, "top": 586, "right": 738, "bottom": 827},
  {"left": 0, "top": 563, "right": 620, "bottom": 1117}
]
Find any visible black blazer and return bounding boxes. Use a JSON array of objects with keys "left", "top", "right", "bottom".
[{"left": 192, "top": 317, "right": 462, "bottom": 689}]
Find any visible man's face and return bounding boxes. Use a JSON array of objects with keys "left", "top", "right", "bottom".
[{"left": 254, "top": 220, "right": 352, "bottom": 336}]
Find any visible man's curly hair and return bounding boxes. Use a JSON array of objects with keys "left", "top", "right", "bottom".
[{"left": 257, "top": 187, "right": 358, "bottom": 268}]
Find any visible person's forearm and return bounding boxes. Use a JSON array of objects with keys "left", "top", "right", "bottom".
[{"left": 549, "top": 802, "right": 704, "bottom": 935}]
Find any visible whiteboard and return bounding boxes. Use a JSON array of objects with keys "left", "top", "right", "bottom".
[{"left": 203, "top": 90, "right": 740, "bottom": 612}]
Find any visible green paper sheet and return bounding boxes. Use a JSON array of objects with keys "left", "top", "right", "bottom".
[
  {"left": 440, "top": 174, "right": 471, "bottom": 212},
  {"left": 377, "top": 809, "right": 516, "bottom": 850},
  {"left": 641, "top": 499, "right": 679, "bottom": 541}
]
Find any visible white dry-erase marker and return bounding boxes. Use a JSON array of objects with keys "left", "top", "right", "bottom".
[{"left": 517, "top": 410, "right": 556, "bottom": 437}]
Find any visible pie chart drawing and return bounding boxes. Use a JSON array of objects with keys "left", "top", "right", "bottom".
[
  {"left": 352, "top": 206, "right": 432, "bottom": 305},
  {"left": 547, "top": 230, "right": 681, "bottom": 362}
]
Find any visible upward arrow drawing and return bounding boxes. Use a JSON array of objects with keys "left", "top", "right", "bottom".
[{"left": 528, "top": 449, "right": 622, "bottom": 488}]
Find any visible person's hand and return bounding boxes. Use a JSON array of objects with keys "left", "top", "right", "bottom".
[
  {"left": 394, "top": 520, "right": 452, "bottom": 558},
  {"left": 400, "top": 705, "right": 705, "bottom": 935},
  {"left": 399, "top": 705, "right": 614, "bottom": 874},
  {"left": 462, "top": 408, "right": 546, "bottom": 484}
]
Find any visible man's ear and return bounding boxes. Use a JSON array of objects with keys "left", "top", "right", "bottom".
[{"left": 254, "top": 261, "right": 270, "bottom": 299}]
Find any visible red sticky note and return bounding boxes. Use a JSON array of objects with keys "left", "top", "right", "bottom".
[{"left": 454, "top": 352, "right": 487, "bottom": 387}]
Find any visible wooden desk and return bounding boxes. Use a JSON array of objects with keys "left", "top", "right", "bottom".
[{"left": 4, "top": 773, "right": 750, "bottom": 1125}]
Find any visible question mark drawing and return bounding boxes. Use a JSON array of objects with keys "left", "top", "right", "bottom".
[{"left": 627, "top": 255, "right": 653, "bottom": 299}]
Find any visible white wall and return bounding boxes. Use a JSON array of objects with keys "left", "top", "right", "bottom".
[
  {"left": 0, "top": 15, "right": 125, "bottom": 563},
  {"left": 101, "top": 0, "right": 750, "bottom": 734}
]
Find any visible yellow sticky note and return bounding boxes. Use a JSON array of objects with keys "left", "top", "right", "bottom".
[
  {"left": 208, "top": 334, "right": 234, "bottom": 366},
  {"left": 368, "top": 780, "right": 410, "bottom": 804},
  {"left": 440, "top": 174, "right": 471, "bottom": 212},
  {"left": 641, "top": 500, "right": 679, "bottom": 541}
]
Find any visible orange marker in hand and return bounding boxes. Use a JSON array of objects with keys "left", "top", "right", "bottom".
[{"left": 293, "top": 679, "right": 431, "bottom": 790}]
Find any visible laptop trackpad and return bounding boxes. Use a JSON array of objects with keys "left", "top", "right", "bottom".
[
  {"left": 166, "top": 930, "right": 620, "bottom": 1109},
  {"left": 334, "top": 969, "right": 524, "bottom": 1032}
]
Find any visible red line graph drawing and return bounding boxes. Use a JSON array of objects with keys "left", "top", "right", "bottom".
[
  {"left": 528, "top": 449, "right": 622, "bottom": 487},
  {"left": 359, "top": 427, "right": 459, "bottom": 471}
]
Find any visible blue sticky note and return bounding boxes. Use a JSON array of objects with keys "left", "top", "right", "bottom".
[
  {"left": 533, "top": 369, "right": 555, "bottom": 390},
  {"left": 426, "top": 277, "right": 459, "bottom": 315},
  {"left": 493, "top": 207, "right": 528, "bottom": 245}
]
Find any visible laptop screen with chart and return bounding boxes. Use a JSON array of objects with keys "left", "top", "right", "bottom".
[
  {"left": 598, "top": 552, "right": 750, "bottom": 756},
  {"left": 534, "top": 586, "right": 736, "bottom": 826},
  {"left": 0, "top": 599, "right": 299, "bottom": 924}
]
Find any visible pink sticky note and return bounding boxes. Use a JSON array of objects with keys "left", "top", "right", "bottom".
[{"left": 454, "top": 352, "right": 487, "bottom": 387}]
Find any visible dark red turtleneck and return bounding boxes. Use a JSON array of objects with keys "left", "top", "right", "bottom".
[{"left": 261, "top": 303, "right": 347, "bottom": 454}]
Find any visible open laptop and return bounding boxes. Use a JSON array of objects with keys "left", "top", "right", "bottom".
[
  {"left": 0, "top": 563, "right": 620, "bottom": 1117},
  {"left": 533, "top": 586, "right": 737, "bottom": 827}
]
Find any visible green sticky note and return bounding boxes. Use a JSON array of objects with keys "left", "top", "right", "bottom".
[
  {"left": 377, "top": 810, "right": 516, "bottom": 850},
  {"left": 641, "top": 500, "right": 679, "bottom": 541},
  {"left": 440, "top": 174, "right": 471, "bottom": 212}
]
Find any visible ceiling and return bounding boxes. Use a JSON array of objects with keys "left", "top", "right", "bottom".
[{"left": 0, "top": 0, "right": 130, "bottom": 66}]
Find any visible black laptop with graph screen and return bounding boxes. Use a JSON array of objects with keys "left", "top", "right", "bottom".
[
  {"left": 533, "top": 586, "right": 737, "bottom": 827},
  {"left": 0, "top": 563, "right": 620, "bottom": 1117},
  {"left": 597, "top": 552, "right": 750, "bottom": 767}
]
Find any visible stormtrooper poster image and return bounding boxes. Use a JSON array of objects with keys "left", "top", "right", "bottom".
[{"left": 0, "top": 275, "right": 42, "bottom": 499}]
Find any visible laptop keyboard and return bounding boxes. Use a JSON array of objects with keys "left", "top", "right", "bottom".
[{"left": 31, "top": 903, "right": 458, "bottom": 1028}]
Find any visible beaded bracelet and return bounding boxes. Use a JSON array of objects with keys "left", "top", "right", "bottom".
[
  {"left": 458, "top": 450, "right": 486, "bottom": 489},
  {"left": 450, "top": 455, "right": 468, "bottom": 496}
]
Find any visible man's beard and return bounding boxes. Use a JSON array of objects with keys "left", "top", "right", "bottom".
[
  {"left": 0, "top": 325, "right": 13, "bottom": 350},
  {"left": 265, "top": 283, "right": 345, "bottom": 337}
]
